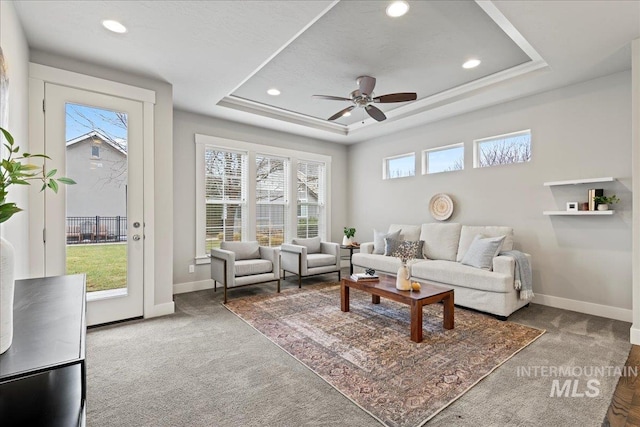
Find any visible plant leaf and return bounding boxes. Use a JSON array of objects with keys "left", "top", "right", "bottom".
[
  {"left": 48, "top": 179, "right": 59, "bottom": 193},
  {"left": 25, "top": 154, "right": 51, "bottom": 159},
  {"left": 0, "top": 127, "right": 14, "bottom": 145},
  {"left": 57, "top": 177, "right": 77, "bottom": 185},
  {"left": 45, "top": 168, "right": 58, "bottom": 178}
]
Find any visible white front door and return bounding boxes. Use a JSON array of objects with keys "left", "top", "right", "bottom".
[{"left": 44, "top": 83, "right": 144, "bottom": 326}]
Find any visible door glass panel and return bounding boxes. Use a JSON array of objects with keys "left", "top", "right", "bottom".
[{"left": 64, "top": 103, "right": 128, "bottom": 296}]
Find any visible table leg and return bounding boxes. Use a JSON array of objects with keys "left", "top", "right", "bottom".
[
  {"left": 372, "top": 295, "right": 380, "bottom": 304},
  {"left": 443, "top": 292, "right": 454, "bottom": 330},
  {"left": 410, "top": 300, "right": 423, "bottom": 343},
  {"left": 341, "top": 282, "right": 350, "bottom": 312}
]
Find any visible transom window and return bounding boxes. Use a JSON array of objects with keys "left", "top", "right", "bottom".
[
  {"left": 383, "top": 153, "right": 415, "bottom": 179},
  {"left": 474, "top": 129, "right": 531, "bottom": 168},
  {"left": 423, "top": 143, "right": 464, "bottom": 174}
]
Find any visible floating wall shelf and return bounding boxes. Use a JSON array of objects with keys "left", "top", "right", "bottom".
[
  {"left": 543, "top": 210, "right": 614, "bottom": 216},
  {"left": 543, "top": 177, "right": 615, "bottom": 187}
]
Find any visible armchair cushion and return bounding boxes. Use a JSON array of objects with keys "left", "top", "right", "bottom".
[
  {"left": 234, "top": 259, "right": 273, "bottom": 277},
  {"left": 307, "top": 253, "right": 337, "bottom": 268},
  {"left": 292, "top": 236, "right": 321, "bottom": 254},
  {"left": 221, "top": 241, "right": 260, "bottom": 260}
]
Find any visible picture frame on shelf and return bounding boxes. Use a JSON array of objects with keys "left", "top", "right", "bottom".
[{"left": 566, "top": 202, "right": 578, "bottom": 211}]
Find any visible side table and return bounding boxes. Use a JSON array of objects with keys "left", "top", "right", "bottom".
[{"left": 340, "top": 245, "right": 360, "bottom": 275}]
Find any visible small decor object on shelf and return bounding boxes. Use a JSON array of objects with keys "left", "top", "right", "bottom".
[
  {"left": 580, "top": 202, "right": 589, "bottom": 211},
  {"left": 593, "top": 194, "right": 620, "bottom": 211},
  {"left": 588, "top": 189, "right": 604, "bottom": 211},
  {"left": 0, "top": 127, "right": 75, "bottom": 354},
  {"left": 429, "top": 193, "right": 454, "bottom": 221},
  {"left": 343, "top": 226, "right": 356, "bottom": 246},
  {"left": 566, "top": 202, "right": 578, "bottom": 211}
]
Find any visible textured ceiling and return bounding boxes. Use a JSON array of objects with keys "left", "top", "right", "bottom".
[
  {"left": 12, "top": 1, "right": 640, "bottom": 144},
  {"left": 231, "top": 0, "right": 531, "bottom": 125}
]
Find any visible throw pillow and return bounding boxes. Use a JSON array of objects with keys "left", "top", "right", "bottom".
[
  {"left": 384, "top": 238, "right": 425, "bottom": 260},
  {"left": 291, "top": 236, "right": 322, "bottom": 254},
  {"left": 373, "top": 229, "right": 401, "bottom": 255},
  {"left": 220, "top": 241, "right": 261, "bottom": 260},
  {"left": 460, "top": 235, "right": 506, "bottom": 270}
]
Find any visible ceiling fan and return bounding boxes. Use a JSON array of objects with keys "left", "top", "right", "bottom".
[{"left": 312, "top": 76, "right": 417, "bottom": 122}]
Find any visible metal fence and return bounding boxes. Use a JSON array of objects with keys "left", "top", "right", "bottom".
[{"left": 66, "top": 216, "right": 127, "bottom": 244}]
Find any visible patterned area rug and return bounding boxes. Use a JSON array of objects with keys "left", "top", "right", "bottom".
[{"left": 225, "top": 283, "right": 544, "bottom": 427}]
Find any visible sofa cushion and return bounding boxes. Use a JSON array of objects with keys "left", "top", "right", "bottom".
[
  {"left": 388, "top": 224, "right": 421, "bottom": 242},
  {"left": 460, "top": 235, "right": 506, "bottom": 270},
  {"left": 411, "top": 260, "right": 512, "bottom": 293},
  {"left": 307, "top": 253, "right": 336, "bottom": 268},
  {"left": 419, "top": 223, "right": 462, "bottom": 261},
  {"left": 292, "top": 236, "right": 322, "bottom": 254},
  {"left": 384, "top": 238, "right": 425, "bottom": 261},
  {"left": 352, "top": 253, "right": 403, "bottom": 274},
  {"left": 234, "top": 259, "right": 273, "bottom": 277},
  {"left": 456, "top": 226, "right": 514, "bottom": 262},
  {"left": 373, "top": 229, "right": 401, "bottom": 255},
  {"left": 221, "top": 241, "right": 260, "bottom": 260}
]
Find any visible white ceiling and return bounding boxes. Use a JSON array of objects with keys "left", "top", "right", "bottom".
[{"left": 13, "top": 0, "right": 640, "bottom": 144}]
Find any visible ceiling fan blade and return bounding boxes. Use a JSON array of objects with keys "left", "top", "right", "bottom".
[
  {"left": 365, "top": 105, "right": 386, "bottom": 122},
  {"left": 357, "top": 76, "right": 376, "bottom": 96},
  {"left": 373, "top": 92, "right": 417, "bottom": 103},
  {"left": 312, "top": 95, "right": 352, "bottom": 101},
  {"left": 328, "top": 105, "right": 355, "bottom": 121}
]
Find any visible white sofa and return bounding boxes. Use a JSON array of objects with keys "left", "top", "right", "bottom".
[{"left": 351, "top": 223, "right": 531, "bottom": 318}]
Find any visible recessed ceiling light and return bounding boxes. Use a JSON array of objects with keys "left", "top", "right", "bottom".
[
  {"left": 267, "top": 88, "right": 281, "bottom": 96},
  {"left": 102, "top": 20, "right": 127, "bottom": 34},
  {"left": 386, "top": 1, "right": 410, "bottom": 18},
  {"left": 342, "top": 112, "right": 351, "bottom": 117},
  {"left": 462, "top": 59, "right": 481, "bottom": 69}
]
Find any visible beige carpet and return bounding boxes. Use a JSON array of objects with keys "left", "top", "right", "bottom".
[{"left": 225, "top": 283, "right": 544, "bottom": 427}]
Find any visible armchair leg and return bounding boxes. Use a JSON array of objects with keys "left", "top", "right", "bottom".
[
  {"left": 224, "top": 284, "right": 228, "bottom": 304},
  {"left": 283, "top": 270, "right": 285, "bottom": 279},
  {"left": 277, "top": 279, "right": 280, "bottom": 293},
  {"left": 338, "top": 270, "right": 341, "bottom": 281},
  {"left": 299, "top": 274, "right": 302, "bottom": 289},
  {"left": 214, "top": 281, "right": 217, "bottom": 292}
]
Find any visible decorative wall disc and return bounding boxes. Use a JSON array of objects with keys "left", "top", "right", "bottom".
[{"left": 429, "top": 193, "right": 454, "bottom": 221}]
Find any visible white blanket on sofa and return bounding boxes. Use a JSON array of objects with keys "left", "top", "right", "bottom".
[{"left": 499, "top": 250, "right": 533, "bottom": 300}]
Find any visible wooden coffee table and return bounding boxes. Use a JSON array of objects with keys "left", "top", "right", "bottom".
[{"left": 340, "top": 274, "right": 454, "bottom": 343}]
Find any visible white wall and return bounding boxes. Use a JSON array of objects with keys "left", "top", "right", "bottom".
[
  {"left": 0, "top": 1, "right": 30, "bottom": 278},
  {"left": 172, "top": 109, "right": 348, "bottom": 288},
  {"left": 30, "top": 50, "right": 174, "bottom": 307},
  {"left": 348, "top": 71, "right": 632, "bottom": 316}
]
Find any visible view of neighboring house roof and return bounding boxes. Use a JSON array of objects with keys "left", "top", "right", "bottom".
[{"left": 66, "top": 130, "right": 127, "bottom": 156}]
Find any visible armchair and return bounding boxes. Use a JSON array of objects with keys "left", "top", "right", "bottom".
[
  {"left": 211, "top": 241, "right": 280, "bottom": 303},
  {"left": 281, "top": 236, "right": 341, "bottom": 288}
]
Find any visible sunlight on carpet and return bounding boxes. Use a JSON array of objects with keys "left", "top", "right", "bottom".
[{"left": 225, "top": 282, "right": 544, "bottom": 427}]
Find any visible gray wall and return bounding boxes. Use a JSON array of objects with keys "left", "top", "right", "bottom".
[
  {"left": 66, "top": 140, "right": 127, "bottom": 217},
  {"left": 31, "top": 49, "right": 174, "bottom": 306},
  {"left": 0, "top": 1, "right": 30, "bottom": 278},
  {"left": 173, "top": 109, "right": 348, "bottom": 286},
  {"left": 348, "top": 71, "right": 632, "bottom": 311}
]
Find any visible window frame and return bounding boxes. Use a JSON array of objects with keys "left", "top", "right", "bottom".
[
  {"left": 296, "top": 160, "right": 325, "bottom": 239},
  {"left": 473, "top": 129, "right": 532, "bottom": 168},
  {"left": 194, "top": 134, "right": 331, "bottom": 264},
  {"left": 382, "top": 152, "right": 416, "bottom": 180},
  {"left": 422, "top": 143, "right": 464, "bottom": 175}
]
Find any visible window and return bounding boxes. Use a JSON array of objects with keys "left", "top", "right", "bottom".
[
  {"left": 195, "top": 134, "right": 331, "bottom": 263},
  {"left": 474, "top": 129, "right": 531, "bottom": 168},
  {"left": 256, "top": 155, "right": 288, "bottom": 247},
  {"left": 383, "top": 153, "right": 415, "bottom": 179},
  {"left": 91, "top": 145, "right": 100, "bottom": 158},
  {"left": 423, "top": 143, "right": 464, "bottom": 174},
  {"left": 204, "top": 148, "right": 247, "bottom": 252},
  {"left": 297, "top": 161, "right": 325, "bottom": 238}
]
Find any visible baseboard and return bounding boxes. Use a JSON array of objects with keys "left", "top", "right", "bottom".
[
  {"left": 145, "top": 301, "right": 175, "bottom": 318},
  {"left": 533, "top": 293, "right": 632, "bottom": 322},
  {"left": 630, "top": 325, "right": 640, "bottom": 344},
  {"left": 173, "top": 279, "right": 215, "bottom": 294}
]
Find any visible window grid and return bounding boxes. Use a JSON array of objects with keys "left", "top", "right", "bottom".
[
  {"left": 256, "top": 155, "right": 288, "bottom": 247},
  {"left": 297, "top": 161, "right": 325, "bottom": 238}
]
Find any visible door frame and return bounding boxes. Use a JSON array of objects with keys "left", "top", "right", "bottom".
[{"left": 28, "top": 63, "right": 159, "bottom": 319}]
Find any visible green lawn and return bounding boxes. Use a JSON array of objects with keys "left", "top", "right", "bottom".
[{"left": 66, "top": 243, "right": 127, "bottom": 292}]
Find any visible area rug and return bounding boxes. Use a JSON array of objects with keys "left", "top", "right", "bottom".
[{"left": 224, "top": 283, "right": 544, "bottom": 427}]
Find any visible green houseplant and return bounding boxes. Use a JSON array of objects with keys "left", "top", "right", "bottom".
[
  {"left": 1, "top": 126, "right": 75, "bottom": 354},
  {"left": 343, "top": 227, "right": 356, "bottom": 246},
  {"left": 593, "top": 194, "right": 620, "bottom": 211}
]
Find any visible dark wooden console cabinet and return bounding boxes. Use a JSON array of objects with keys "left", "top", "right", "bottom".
[{"left": 0, "top": 274, "right": 86, "bottom": 426}]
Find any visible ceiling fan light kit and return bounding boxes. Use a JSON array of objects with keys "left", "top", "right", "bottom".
[{"left": 312, "top": 75, "right": 417, "bottom": 123}]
